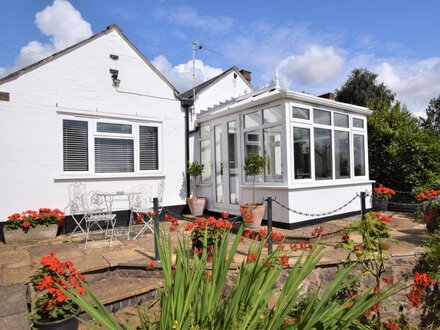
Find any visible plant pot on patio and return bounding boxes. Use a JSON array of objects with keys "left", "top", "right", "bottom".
[
  {"left": 33, "top": 312, "right": 80, "bottom": 330},
  {"left": 373, "top": 199, "right": 388, "bottom": 212},
  {"left": 4, "top": 224, "right": 59, "bottom": 244},
  {"left": 187, "top": 197, "right": 206, "bottom": 216},
  {"left": 240, "top": 203, "right": 266, "bottom": 228}
]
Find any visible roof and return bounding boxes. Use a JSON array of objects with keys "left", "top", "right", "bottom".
[
  {"left": 197, "top": 86, "right": 372, "bottom": 123},
  {"left": 0, "top": 24, "right": 177, "bottom": 93},
  {"left": 179, "top": 66, "right": 253, "bottom": 99}
]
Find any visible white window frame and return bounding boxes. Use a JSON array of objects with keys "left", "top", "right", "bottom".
[
  {"left": 59, "top": 115, "right": 163, "bottom": 178},
  {"left": 289, "top": 103, "right": 368, "bottom": 184},
  {"left": 241, "top": 104, "right": 285, "bottom": 184}
]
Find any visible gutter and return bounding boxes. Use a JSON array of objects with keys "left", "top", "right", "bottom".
[{"left": 179, "top": 97, "right": 195, "bottom": 199}]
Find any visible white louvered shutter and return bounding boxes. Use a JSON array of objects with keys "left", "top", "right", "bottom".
[
  {"left": 139, "top": 126, "right": 158, "bottom": 171},
  {"left": 63, "top": 120, "right": 89, "bottom": 171}
]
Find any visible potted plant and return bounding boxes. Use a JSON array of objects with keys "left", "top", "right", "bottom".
[
  {"left": 240, "top": 153, "right": 267, "bottom": 228},
  {"left": 184, "top": 216, "right": 232, "bottom": 255},
  {"left": 416, "top": 189, "right": 440, "bottom": 233},
  {"left": 29, "top": 252, "right": 86, "bottom": 329},
  {"left": 187, "top": 161, "right": 206, "bottom": 216},
  {"left": 373, "top": 185, "right": 396, "bottom": 211},
  {"left": 3, "top": 208, "right": 64, "bottom": 243}
]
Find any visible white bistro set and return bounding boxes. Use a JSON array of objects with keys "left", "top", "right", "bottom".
[{"left": 65, "top": 181, "right": 164, "bottom": 248}]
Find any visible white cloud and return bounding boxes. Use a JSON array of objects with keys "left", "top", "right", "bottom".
[
  {"left": 277, "top": 45, "right": 345, "bottom": 87},
  {"left": 154, "top": 6, "right": 234, "bottom": 33},
  {"left": 152, "top": 54, "right": 223, "bottom": 92},
  {"left": 0, "top": 0, "right": 92, "bottom": 77},
  {"left": 375, "top": 58, "right": 440, "bottom": 116}
]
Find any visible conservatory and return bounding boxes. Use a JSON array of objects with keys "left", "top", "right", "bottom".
[{"left": 194, "top": 86, "right": 373, "bottom": 228}]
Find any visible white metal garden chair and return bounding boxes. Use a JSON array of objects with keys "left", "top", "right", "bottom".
[
  {"left": 66, "top": 182, "right": 88, "bottom": 236},
  {"left": 84, "top": 191, "right": 117, "bottom": 249},
  {"left": 130, "top": 184, "right": 154, "bottom": 240}
]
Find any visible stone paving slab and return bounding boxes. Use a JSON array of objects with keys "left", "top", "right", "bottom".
[{"left": 0, "top": 284, "right": 30, "bottom": 330}]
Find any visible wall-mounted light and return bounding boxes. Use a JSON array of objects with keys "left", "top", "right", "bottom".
[{"left": 109, "top": 69, "right": 120, "bottom": 87}]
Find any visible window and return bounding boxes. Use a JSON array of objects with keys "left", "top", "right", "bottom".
[
  {"left": 292, "top": 106, "right": 310, "bottom": 120},
  {"left": 353, "top": 118, "right": 364, "bottom": 128},
  {"left": 139, "top": 126, "right": 158, "bottom": 170},
  {"left": 243, "top": 105, "right": 283, "bottom": 183},
  {"left": 313, "top": 109, "right": 331, "bottom": 125},
  {"left": 264, "top": 126, "right": 283, "bottom": 182},
  {"left": 63, "top": 120, "right": 88, "bottom": 171},
  {"left": 263, "top": 107, "right": 282, "bottom": 124},
  {"left": 334, "top": 131, "right": 350, "bottom": 179},
  {"left": 244, "top": 111, "right": 261, "bottom": 128},
  {"left": 62, "top": 118, "right": 160, "bottom": 175},
  {"left": 354, "top": 134, "right": 366, "bottom": 176},
  {"left": 334, "top": 113, "right": 349, "bottom": 128},
  {"left": 200, "top": 125, "right": 211, "bottom": 182},
  {"left": 95, "top": 138, "right": 134, "bottom": 173},
  {"left": 293, "top": 127, "right": 311, "bottom": 179},
  {"left": 314, "top": 128, "right": 332, "bottom": 180}
]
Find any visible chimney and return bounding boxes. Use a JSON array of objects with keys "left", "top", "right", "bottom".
[
  {"left": 239, "top": 69, "right": 252, "bottom": 84},
  {"left": 318, "top": 92, "right": 335, "bottom": 100}
]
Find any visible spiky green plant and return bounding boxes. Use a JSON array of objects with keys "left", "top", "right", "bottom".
[{"left": 61, "top": 225, "right": 398, "bottom": 329}]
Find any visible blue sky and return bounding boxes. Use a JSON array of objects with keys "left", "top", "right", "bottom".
[{"left": 1, "top": 0, "right": 439, "bottom": 115}]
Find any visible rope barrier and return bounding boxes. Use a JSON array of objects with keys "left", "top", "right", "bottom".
[{"left": 272, "top": 194, "right": 359, "bottom": 218}]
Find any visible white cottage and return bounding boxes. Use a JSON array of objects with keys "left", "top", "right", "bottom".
[
  {"left": 0, "top": 24, "right": 186, "bottom": 221},
  {"left": 192, "top": 83, "right": 373, "bottom": 228}
]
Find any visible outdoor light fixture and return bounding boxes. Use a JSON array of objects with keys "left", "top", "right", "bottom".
[{"left": 109, "top": 69, "right": 120, "bottom": 87}]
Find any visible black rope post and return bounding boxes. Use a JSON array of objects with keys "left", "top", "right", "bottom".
[
  {"left": 266, "top": 196, "right": 273, "bottom": 254},
  {"left": 360, "top": 192, "right": 366, "bottom": 222},
  {"left": 153, "top": 197, "right": 160, "bottom": 261}
]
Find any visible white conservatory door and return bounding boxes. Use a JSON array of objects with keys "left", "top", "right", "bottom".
[{"left": 212, "top": 116, "right": 240, "bottom": 211}]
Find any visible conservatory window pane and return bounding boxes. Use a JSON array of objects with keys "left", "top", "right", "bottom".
[
  {"left": 264, "top": 125, "right": 283, "bottom": 182},
  {"left": 335, "top": 131, "right": 350, "bottom": 179},
  {"left": 292, "top": 106, "right": 310, "bottom": 120},
  {"left": 263, "top": 107, "right": 282, "bottom": 124},
  {"left": 314, "top": 128, "right": 332, "bottom": 180},
  {"left": 293, "top": 127, "right": 311, "bottom": 179},
  {"left": 334, "top": 113, "right": 349, "bottom": 128},
  {"left": 313, "top": 109, "right": 331, "bottom": 125},
  {"left": 200, "top": 126, "right": 211, "bottom": 182},
  {"left": 354, "top": 134, "right": 366, "bottom": 176},
  {"left": 244, "top": 111, "right": 261, "bottom": 128},
  {"left": 353, "top": 118, "right": 364, "bottom": 128},
  {"left": 244, "top": 130, "right": 262, "bottom": 182}
]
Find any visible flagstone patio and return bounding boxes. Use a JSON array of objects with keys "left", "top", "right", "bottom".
[{"left": 0, "top": 212, "right": 427, "bottom": 329}]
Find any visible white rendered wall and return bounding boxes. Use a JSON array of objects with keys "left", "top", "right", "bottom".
[{"left": 0, "top": 30, "right": 186, "bottom": 220}]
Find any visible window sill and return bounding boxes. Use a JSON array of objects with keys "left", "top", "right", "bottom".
[
  {"left": 54, "top": 172, "right": 166, "bottom": 181},
  {"left": 240, "top": 179, "right": 374, "bottom": 190}
]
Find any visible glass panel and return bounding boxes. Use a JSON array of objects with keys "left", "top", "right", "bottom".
[
  {"left": 334, "top": 113, "right": 349, "bottom": 128},
  {"left": 292, "top": 106, "right": 310, "bottom": 120},
  {"left": 293, "top": 127, "right": 311, "bottom": 179},
  {"left": 353, "top": 118, "right": 364, "bottom": 128},
  {"left": 97, "top": 122, "right": 132, "bottom": 134},
  {"left": 263, "top": 106, "right": 282, "bottom": 124},
  {"left": 354, "top": 134, "right": 366, "bottom": 176},
  {"left": 264, "top": 125, "right": 283, "bottom": 182},
  {"left": 244, "top": 130, "right": 262, "bottom": 182},
  {"left": 139, "top": 126, "right": 158, "bottom": 171},
  {"left": 335, "top": 131, "right": 350, "bottom": 179},
  {"left": 314, "top": 128, "right": 332, "bottom": 180},
  {"left": 63, "top": 120, "right": 88, "bottom": 171},
  {"left": 313, "top": 109, "right": 331, "bottom": 125},
  {"left": 227, "top": 121, "right": 239, "bottom": 204},
  {"left": 200, "top": 125, "right": 211, "bottom": 182},
  {"left": 95, "top": 138, "right": 134, "bottom": 173},
  {"left": 214, "top": 126, "right": 223, "bottom": 203},
  {"left": 244, "top": 110, "right": 261, "bottom": 128}
]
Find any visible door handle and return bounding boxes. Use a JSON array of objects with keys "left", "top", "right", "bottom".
[{"left": 220, "top": 162, "right": 224, "bottom": 175}]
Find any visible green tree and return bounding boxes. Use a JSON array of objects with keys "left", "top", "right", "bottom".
[
  {"left": 420, "top": 95, "right": 440, "bottom": 134},
  {"left": 335, "top": 68, "right": 395, "bottom": 108}
]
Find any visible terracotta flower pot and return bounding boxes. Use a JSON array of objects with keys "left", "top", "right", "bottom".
[
  {"left": 187, "top": 197, "right": 206, "bottom": 216},
  {"left": 241, "top": 203, "right": 266, "bottom": 228}
]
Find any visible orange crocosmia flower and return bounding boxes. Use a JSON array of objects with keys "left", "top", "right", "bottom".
[
  {"left": 290, "top": 243, "right": 297, "bottom": 250},
  {"left": 279, "top": 255, "right": 289, "bottom": 267},
  {"left": 246, "top": 253, "right": 257, "bottom": 263},
  {"left": 146, "top": 260, "right": 157, "bottom": 270}
]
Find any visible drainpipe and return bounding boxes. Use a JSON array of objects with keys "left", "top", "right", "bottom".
[{"left": 180, "top": 97, "right": 195, "bottom": 199}]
